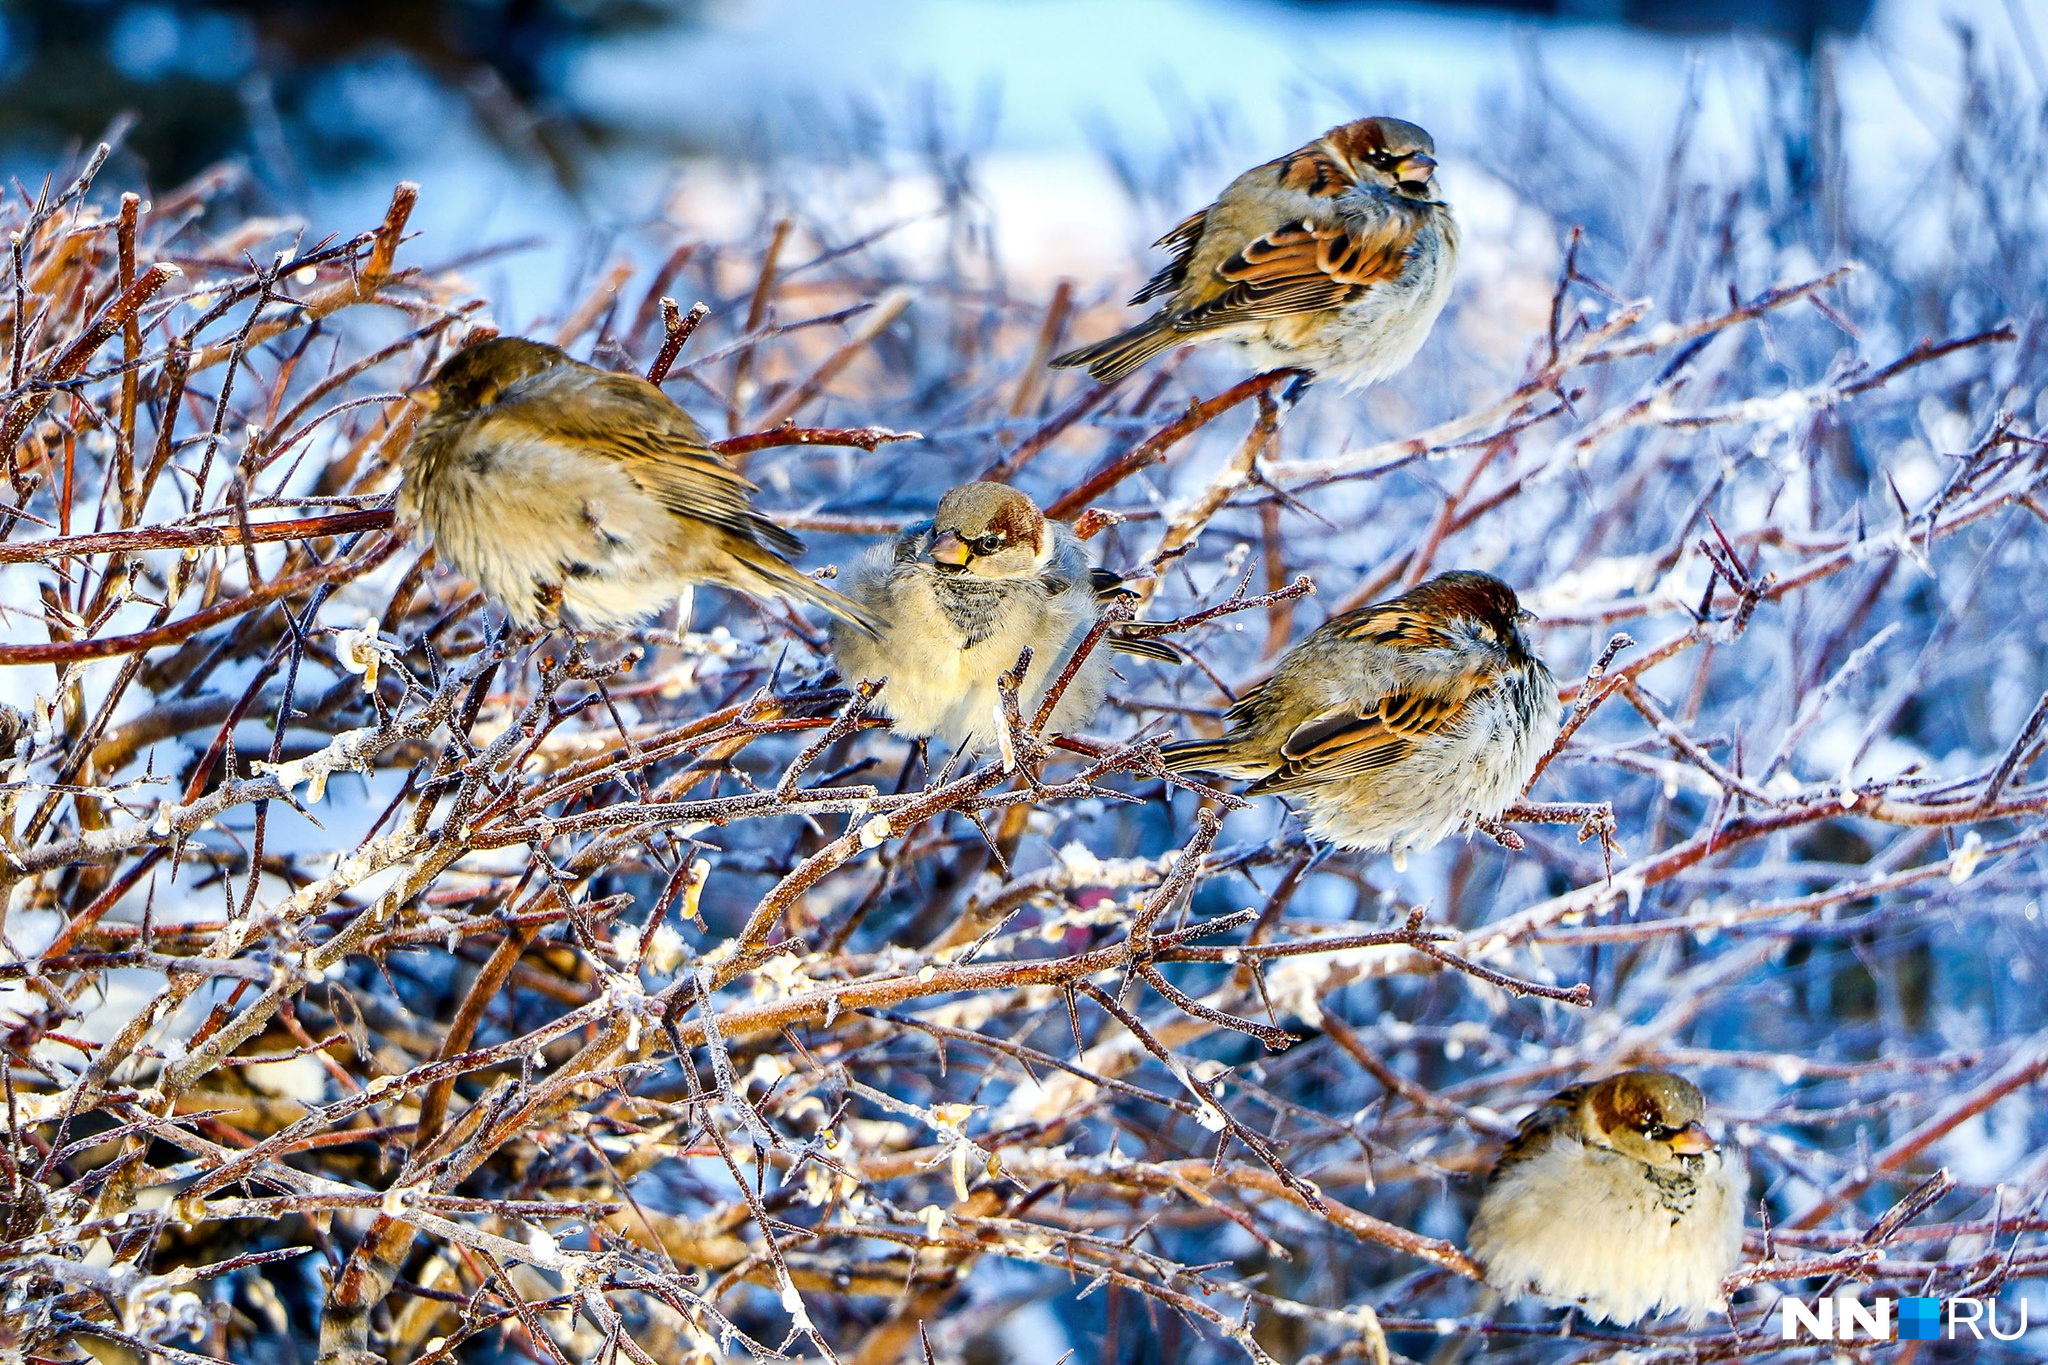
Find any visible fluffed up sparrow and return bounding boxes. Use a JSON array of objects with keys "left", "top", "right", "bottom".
[
  {"left": 399, "top": 335, "right": 881, "bottom": 635},
  {"left": 1159, "top": 571, "right": 1559, "bottom": 855},
  {"left": 1051, "top": 116, "right": 1457, "bottom": 388},
  {"left": 830, "top": 482, "right": 1174, "bottom": 755},
  {"left": 1466, "top": 1070, "right": 1747, "bottom": 1326}
]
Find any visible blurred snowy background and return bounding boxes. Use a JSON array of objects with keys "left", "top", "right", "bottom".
[{"left": 0, "top": 0, "right": 1992, "bottom": 287}]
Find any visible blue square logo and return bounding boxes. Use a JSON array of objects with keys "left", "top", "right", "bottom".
[{"left": 1898, "top": 1297, "right": 1943, "bottom": 1341}]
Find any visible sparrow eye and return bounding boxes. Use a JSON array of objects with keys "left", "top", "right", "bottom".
[
  {"left": 1646, "top": 1123, "right": 1678, "bottom": 1142},
  {"left": 973, "top": 534, "right": 1004, "bottom": 555},
  {"left": 1364, "top": 151, "right": 1399, "bottom": 170}
]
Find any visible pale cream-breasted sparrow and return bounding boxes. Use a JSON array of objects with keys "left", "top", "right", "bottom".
[
  {"left": 1466, "top": 1069, "right": 1747, "bottom": 1326},
  {"left": 831, "top": 482, "right": 1173, "bottom": 755}
]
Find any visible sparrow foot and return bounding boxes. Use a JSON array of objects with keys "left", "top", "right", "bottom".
[{"left": 1274, "top": 367, "right": 1316, "bottom": 408}]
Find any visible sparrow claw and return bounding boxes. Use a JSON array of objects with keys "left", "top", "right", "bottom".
[{"left": 1275, "top": 367, "right": 1316, "bottom": 407}]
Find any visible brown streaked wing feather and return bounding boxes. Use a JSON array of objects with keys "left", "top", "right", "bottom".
[
  {"left": 1245, "top": 598, "right": 1510, "bottom": 790},
  {"left": 1154, "top": 207, "right": 1210, "bottom": 256},
  {"left": 1248, "top": 678, "right": 1481, "bottom": 793},
  {"left": 1130, "top": 208, "right": 1211, "bottom": 306},
  {"left": 1258, "top": 708, "right": 1414, "bottom": 788},
  {"left": 1490, "top": 1085, "right": 1591, "bottom": 1179},
  {"left": 1175, "top": 212, "right": 1415, "bottom": 332},
  {"left": 491, "top": 372, "right": 798, "bottom": 556},
  {"left": 1377, "top": 687, "right": 1468, "bottom": 735}
]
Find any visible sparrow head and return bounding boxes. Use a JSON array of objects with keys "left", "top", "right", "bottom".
[
  {"left": 1573, "top": 1070, "right": 1719, "bottom": 1169},
  {"left": 922, "top": 482, "right": 1050, "bottom": 581},
  {"left": 413, "top": 336, "right": 571, "bottom": 417},
  {"left": 1403, "top": 570, "right": 1539, "bottom": 659},
  {"left": 1328, "top": 117, "right": 1440, "bottom": 199}
]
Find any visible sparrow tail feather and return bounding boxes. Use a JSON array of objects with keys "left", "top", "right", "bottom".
[
  {"left": 1157, "top": 735, "right": 1239, "bottom": 773},
  {"left": 1110, "top": 633, "right": 1185, "bottom": 664},
  {"left": 784, "top": 574, "right": 888, "bottom": 638},
  {"left": 1050, "top": 320, "right": 1183, "bottom": 383},
  {"left": 727, "top": 546, "right": 887, "bottom": 637}
]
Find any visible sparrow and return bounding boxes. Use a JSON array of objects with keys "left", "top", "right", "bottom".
[
  {"left": 830, "top": 482, "right": 1176, "bottom": 754},
  {"left": 398, "top": 335, "right": 881, "bottom": 635},
  {"left": 1466, "top": 1070, "right": 1747, "bottom": 1326},
  {"left": 1159, "top": 571, "right": 1559, "bottom": 855},
  {"left": 1051, "top": 116, "right": 1457, "bottom": 387}
]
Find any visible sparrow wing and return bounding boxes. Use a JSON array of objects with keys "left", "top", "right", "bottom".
[
  {"left": 1130, "top": 208, "right": 1211, "bottom": 306},
  {"left": 1247, "top": 681, "right": 1476, "bottom": 793},
  {"left": 1490, "top": 1084, "right": 1591, "bottom": 1178},
  {"left": 1238, "top": 591, "right": 1485, "bottom": 788},
  {"left": 1173, "top": 210, "right": 1417, "bottom": 332},
  {"left": 1087, "top": 568, "right": 1185, "bottom": 664},
  {"left": 485, "top": 371, "right": 803, "bottom": 559},
  {"left": 1088, "top": 566, "right": 1128, "bottom": 599}
]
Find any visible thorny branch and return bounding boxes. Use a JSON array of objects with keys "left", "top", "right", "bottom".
[{"left": 2, "top": 68, "right": 2045, "bottom": 1365}]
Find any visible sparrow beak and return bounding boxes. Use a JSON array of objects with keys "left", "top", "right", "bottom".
[
  {"left": 926, "top": 531, "right": 972, "bottom": 568},
  {"left": 405, "top": 382, "right": 442, "bottom": 413},
  {"left": 1666, "top": 1122, "right": 1718, "bottom": 1156},
  {"left": 1394, "top": 152, "right": 1437, "bottom": 185}
]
